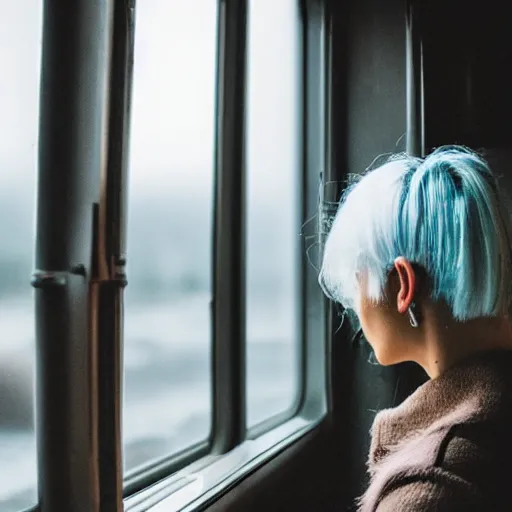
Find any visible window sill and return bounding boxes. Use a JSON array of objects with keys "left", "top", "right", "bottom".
[{"left": 124, "top": 415, "right": 322, "bottom": 512}]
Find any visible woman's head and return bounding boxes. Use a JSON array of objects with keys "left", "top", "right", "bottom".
[{"left": 319, "top": 146, "right": 512, "bottom": 369}]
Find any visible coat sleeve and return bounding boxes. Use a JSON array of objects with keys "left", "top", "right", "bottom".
[{"left": 375, "top": 475, "right": 485, "bottom": 511}]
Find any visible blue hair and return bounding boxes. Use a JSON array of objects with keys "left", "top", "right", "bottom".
[{"left": 319, "top": 146, "right": 512, "bottom": 321}]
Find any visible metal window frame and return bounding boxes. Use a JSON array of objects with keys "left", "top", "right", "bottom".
[
  {"left": 95, "top": 0, "right": 136, "bottom": 508},
  {"left": 245, "top": 0, "right": 315, "bottom": 440},
  {"left": 300, "top": 0, "right": 328, "bottom": 423},
  {"left": 210, "top": 0, "right": 249, "bottom": 455},
  {"left": 124, "top": 0, "right": 328, "bottom": 508},
  {"left": 32, "top": 0, "right": 328, "bottom": 510},
  {"left": 34, "top": 1, "right": 117, "bottom": 511},
  {"left": 34, "top": 0, "right": 137, "bottom": 510},
  {"left": 211, "top": 0, "right": 329, "bottom": 442},
  {"left": 125, "top": 0, "right": 251, "bottom": 484}
]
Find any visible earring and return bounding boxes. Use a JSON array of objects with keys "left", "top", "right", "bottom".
[{"left": 408, "top": 301, "right": 419, "bottom": 328}]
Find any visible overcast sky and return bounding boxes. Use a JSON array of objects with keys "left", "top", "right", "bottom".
[{"left": 0, "top": 0, "right": 300, "bottom": 202}]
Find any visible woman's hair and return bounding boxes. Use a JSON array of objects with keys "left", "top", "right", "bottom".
[{"left": 319, "top": 145, "right": 512, "bottom": 321}]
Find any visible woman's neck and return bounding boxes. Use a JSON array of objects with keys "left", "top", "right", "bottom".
[{"left": 418, "top": 312, "right": 512, "bottom": 379}]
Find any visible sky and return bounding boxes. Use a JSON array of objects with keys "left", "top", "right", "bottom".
[
  {"left": 0, "top": 0, "right": 301, "bottom": 203},
  {"left": 0, "top": 2, "right": 41, "bottom": 192}
]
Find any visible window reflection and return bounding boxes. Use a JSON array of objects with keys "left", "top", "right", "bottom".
[
  {"left": 0, "top": 1, "right": 41, "bottom": 510},
  {"left": 123, "top": 0, "right": 217, "bottom": 473},
  {"left": 245, "top": 0, "right": 301, "bottom": 428}
]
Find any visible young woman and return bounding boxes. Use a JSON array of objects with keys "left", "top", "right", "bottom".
[{"left": 320, "top": 146, "right": 512, "bottom": 511}]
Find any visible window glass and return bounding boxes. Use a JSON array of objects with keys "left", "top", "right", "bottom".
[
  {"left": 0, "top": 1, "right": 41, "bottom": 510},
  {"left": 123, "top": 0, "right": 217, "bottom": 473},
  {"left": 246, "top": 0, "right": 301, "bottom": 428}
]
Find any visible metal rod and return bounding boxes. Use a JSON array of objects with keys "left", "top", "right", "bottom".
[
  {"left": 300, "top": 0, "right": 328, "bottom": 421},
  {"left": 406, "top": 0, "right": 425, "bottom": 157},
  {"left": 35, "top": 1, "right": 115, "bottom": 510},
  {"left": 92, "top": 0, "right": 135, "bottom": 509},
  {"left": 211, "top": 0, "right": 249, "bottom": 453}
]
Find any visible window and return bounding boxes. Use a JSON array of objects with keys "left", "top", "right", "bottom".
[
  {"left": 27, "top": 0, "right": 325, "bottom": 508},
  {"left": 0, "top": 1, "right": 41, "bottom": 510},
  {"left": 123, "top": 0, "right": 217, "bottom": 474},
  {"left": 245, "top": 0, "right": 302, "bottom": 428}
]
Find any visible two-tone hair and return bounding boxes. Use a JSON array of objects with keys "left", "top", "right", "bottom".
[{"left": 319, "top": 146, "right": 512, "bottom": 321}]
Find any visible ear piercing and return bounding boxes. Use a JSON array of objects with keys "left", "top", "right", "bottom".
[{"left": 408, "top": 301, "right": 419, "bottom": 328}]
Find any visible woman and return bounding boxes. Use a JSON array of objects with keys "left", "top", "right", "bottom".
[{"left": 319, "top": 146, "right": 512, "bottom": 511}]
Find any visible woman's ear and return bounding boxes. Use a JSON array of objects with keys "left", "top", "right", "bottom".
[{"left": 394, "top": 256, "right": 416, "bottom": 314}]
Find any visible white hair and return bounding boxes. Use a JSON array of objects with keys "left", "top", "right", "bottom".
[{"left": 319, "top": 146, "right": 512, "bottom": 321}]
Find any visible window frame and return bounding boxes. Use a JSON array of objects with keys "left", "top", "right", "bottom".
[
  {"left": 210, "top": 0, "right": 248, "bottom": 455},
  {"left": 124, "top": 0, "right": 329, "bottom": 506},
  {"left": 34, "top": 0, "right": 118, "bottom": 510},
  {"left": 32, "top": 0, "right": 329, "bottom": 510}
]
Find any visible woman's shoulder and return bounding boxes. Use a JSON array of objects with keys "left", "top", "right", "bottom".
[
  {"left": 361, "top": 350, "right": 512, "bottom": 511},
  {"left": 358, "top": 425, "right": 481, "bottom": 510},
  {"left": 360, "top": 421, "right": 510, "bottom": 511},
  {"left": 438, "top": 418, "right": 512, "bottom": 506},
  {"left": 368, "top": 350, "right": 512, "bottom": 468}
]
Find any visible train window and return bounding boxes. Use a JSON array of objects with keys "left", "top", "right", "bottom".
[
  {"left": 122, "top": 0, "right": 327, "bottom": 507},
  {"left": 27, "top": 0, "right": 324, "bottom": 508},
  {"left": 0, "top": 2, "right": 41, "bottom": 510},
  {"left": 123, "top": 0, "right": 217, "bottom": 474},
  {"left": 245, "top": 0, "right": 301, "bottom": 428}
]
